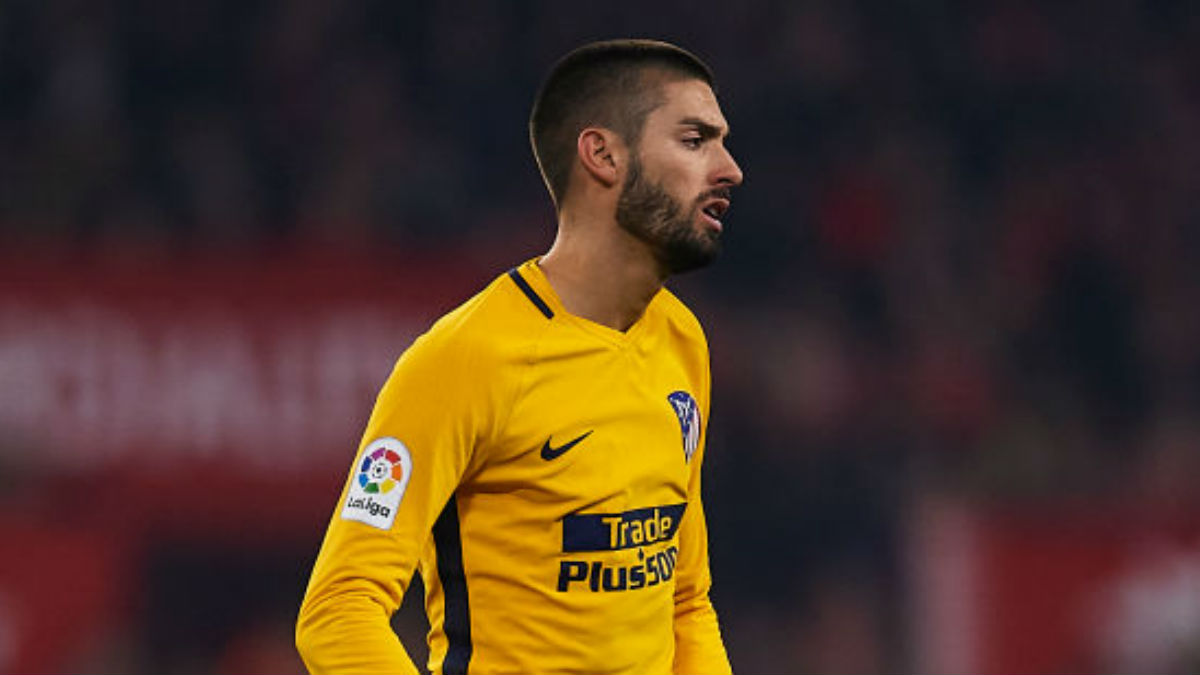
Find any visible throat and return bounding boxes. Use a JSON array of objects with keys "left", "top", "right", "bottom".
[{"left": 537, "top": 253, "right": 662, "bottom": 333}]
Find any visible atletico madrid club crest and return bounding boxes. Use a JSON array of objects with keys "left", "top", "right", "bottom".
[{"left": 667, "top": 391, "right": 701, "bottom": 462}]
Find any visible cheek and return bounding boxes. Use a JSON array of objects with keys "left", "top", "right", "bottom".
[
  {"left": 637, "top": 144, "right": 704, "bottom": 199},
  {"left": 657, "top": 159, "right": 703, "bottom": 199}
]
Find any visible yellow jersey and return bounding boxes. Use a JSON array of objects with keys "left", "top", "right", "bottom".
[{"left": 296, "top": 258, "right": 730, "bottom": 675}]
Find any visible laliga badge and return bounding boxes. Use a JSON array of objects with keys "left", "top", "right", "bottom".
[{"left": 340, "top": 437, "right": 413, "bottom": 530}]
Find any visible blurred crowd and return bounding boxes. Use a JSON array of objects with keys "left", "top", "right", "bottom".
[{"left": 3, "top": 0, "right": 1199, "bottom": 673}]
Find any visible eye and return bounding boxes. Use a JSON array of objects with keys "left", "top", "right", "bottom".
[{"left": 682, "top": 136, "right": 703, "bottom": 149}]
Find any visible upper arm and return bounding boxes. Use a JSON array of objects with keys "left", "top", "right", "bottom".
[{"left": 297, "top": 329, "right": 504, "bottom": 671}]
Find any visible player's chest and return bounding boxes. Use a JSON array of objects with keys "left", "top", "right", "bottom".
[{"left": 474, "top": 348, "right": 703, "bottom": 510}]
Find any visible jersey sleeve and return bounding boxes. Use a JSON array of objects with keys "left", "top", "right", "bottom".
[
  {"left": 672, "top": 343, "right": 733, "bottom": 675},
  {"left": 296, "top": 325, "right": 501, "bottom": 675}
]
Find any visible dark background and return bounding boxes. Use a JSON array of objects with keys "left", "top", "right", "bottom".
[{"left": 2, "top": 1, "right": 1199, "bottom": 673}]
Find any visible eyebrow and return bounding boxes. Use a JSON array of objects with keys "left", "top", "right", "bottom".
[{"left": 678, "top": 116, "right": 729, "bottom": 140}]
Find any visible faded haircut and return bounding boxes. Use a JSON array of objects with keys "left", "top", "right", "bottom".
[{"left": 529, "top": 39, "right": 715, "bottom": 209}]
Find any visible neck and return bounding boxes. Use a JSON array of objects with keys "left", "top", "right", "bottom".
[{"left": 538, "top": 209, "right": 665, "bottom": 332}]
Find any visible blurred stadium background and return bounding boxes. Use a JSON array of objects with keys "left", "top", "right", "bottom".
[{"left": 2, "top": 1, "right": 1200, "bottom": 673}]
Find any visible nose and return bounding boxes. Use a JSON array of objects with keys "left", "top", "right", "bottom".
[{"left": 714, "top": 144, "right": 744, "bottom": 187}]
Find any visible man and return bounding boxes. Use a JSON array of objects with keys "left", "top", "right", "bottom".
[{"left": 296, "top": 38, "right": 743, "bottom": 675}]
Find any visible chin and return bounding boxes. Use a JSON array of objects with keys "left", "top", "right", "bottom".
[{"left": 659, "top": 237, "right": 720, "bottom": 275}]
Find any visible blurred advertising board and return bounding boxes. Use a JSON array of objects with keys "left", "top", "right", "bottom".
[{"left": 0, "top": 250, "right": 481, "bottom": 533}]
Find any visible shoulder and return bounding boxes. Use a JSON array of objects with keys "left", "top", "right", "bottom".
[{"left": 404, "top": 268, "right": 552, "bottom": 372}]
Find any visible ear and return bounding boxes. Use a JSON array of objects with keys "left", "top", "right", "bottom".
[{"left": 576, "top": 128, "right": 621, "bottom": 189}]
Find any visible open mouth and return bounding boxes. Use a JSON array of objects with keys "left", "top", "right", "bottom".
[{"left": 700, "top": 199, "right": 730, "bottom": 230}]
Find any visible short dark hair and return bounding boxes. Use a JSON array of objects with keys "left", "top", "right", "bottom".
[{"left": 529, "top": 39, "right": 716, "bottom": 209}]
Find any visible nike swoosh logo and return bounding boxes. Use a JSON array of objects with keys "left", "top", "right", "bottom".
[{"left": 541, "top": 430, "right": 593, "bottom": 461}]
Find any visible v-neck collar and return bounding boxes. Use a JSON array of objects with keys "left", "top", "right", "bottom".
[{"left": 516, "top": 258, "right": 660, "bottom": 349}]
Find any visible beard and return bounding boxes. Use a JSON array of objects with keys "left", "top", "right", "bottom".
[{"left": 615, "top": 156, "right": 722, "bottom": 275}]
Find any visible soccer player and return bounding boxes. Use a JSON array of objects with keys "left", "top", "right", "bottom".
[{"left": 296, "top": 39, "right": 743, "bottom": 675}]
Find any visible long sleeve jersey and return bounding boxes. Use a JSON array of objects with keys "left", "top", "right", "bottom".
[{"left": 296, "top": 258, "right": 731, "bottom": 675}]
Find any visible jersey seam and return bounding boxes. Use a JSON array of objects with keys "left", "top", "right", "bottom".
[{"left": 496, "top": 314, "right": 555, "bottom": 447}]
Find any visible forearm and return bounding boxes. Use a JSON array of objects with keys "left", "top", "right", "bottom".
[{"left": 296, "top": 590, "right": 420, "bottom": 675}]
